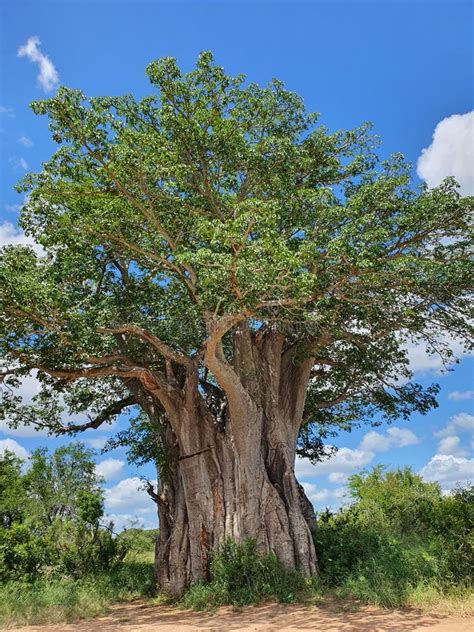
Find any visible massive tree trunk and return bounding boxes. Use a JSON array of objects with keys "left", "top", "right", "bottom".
[{"left": 147, "top": 327, "right": 318, "bottom": 597}]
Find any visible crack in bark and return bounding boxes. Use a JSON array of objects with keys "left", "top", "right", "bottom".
[{"left": 178, "top": 446, "right": 211, "bottom": 461}]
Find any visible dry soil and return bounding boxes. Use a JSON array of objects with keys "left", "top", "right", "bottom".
[{"left": 10, "top": 600, "right": 474, "bottom": 631}]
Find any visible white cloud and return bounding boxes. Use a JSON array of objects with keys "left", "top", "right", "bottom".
[
  {"left": 0, "top": 371, "right": 105, "bottom": 437},
  {"left": 0, "top": 106, "right": 14, "bottom": 118},
  {"left": 301, "top": 482, "right": 348, "bottom": 510},
  {"left": 0, "top": 221, "right": 44, "bottom": 255},
  {"left": 358, "top": 431, "right": 389, "bottom": 453},
  {"left": 96, "top": 458, "right": 124, "bottom": 481},
  {"left": 296, "top": 446, "right": 374, "bottom": 481},
  {"left": 18, "top": 36, "right": 59, "bottom": 92},
  {"left": 9, "top": 156, "right": 29, "bottom": 171},
  {"left": 437, "top": 435, "right": 468, "bottom": 458},
  {"left": 0, "top": 372, "right": 50, "bottom": 437},
  {"left": 420, "top": 454, "right": 473, "bottom": 490},
  {"left": 104, "top": 477, "right": 156, "bottom": 513},
  {"left": 404, "top": 335, "right": 471, "bottom": 375},
  {"left": 328, "top": 472, "right": 348, "bottom": 484},
  {"left": 386, "top": 427, "right": 420, "bottom": 447},
  {"left": 359, "top": 427, "right": 419, "bottom": 453},
  {"left": 87, "top": 436, "right": 109, "bottom": 450},
  {"left": 417, "top": 111, "right": 474, "bottom": 196},
  {"left": 296, "top": 426, "right": 419, "bottom": 485},
  {"left": 0, "top": 438, "right": 29, "bottom": 461},
  {"left": 448, "top": 390, "right": 474, "bottom": 402},
  {"left": 435, "top": 412, "right": 474, "bottom": 439},
  {"left": 104, "top": 512, "right": 157, "bottom": 532},
  {"left": 301, "top": 482, "right": 331, "bottom": 503},
  {"left": 18, "top": 135, "right": 33, "bottom": 148}
]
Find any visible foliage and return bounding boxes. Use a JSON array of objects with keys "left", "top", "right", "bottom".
[
  {"left": 117, "top": 527, "right": 158, "bottom": 564},
  {"left": 314, "top": 466, "right": 473, "bottom": 607},
  {"left": 0, "top": 444, "right": 126, "bottom": 582},
  {"left": 182, "top": 467, "right": 473, "bottom": 611},
  {"left": 181, "top": 538, "right": 310, "bottom": 609},
  {"left": 0, "top": 51, "right": 471, "bottom": 464},
  {"left": 0, "top": 451, "right": 28, "bottom": 528}
]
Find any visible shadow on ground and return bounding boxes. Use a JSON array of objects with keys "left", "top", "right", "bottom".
[{"left": 12, "top": 600, "right": 472, "bottom": 631}]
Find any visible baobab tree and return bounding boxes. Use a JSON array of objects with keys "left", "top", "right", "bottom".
[{"left": 1, "top": 53, "right": 472, "bottom": 596}]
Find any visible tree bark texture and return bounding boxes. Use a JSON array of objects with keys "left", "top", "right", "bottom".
[{"left": 144, "top": 328, "right": 318, "bottom": 597}]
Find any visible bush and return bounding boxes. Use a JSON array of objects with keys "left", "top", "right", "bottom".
[
  {"left": 313, "top": 467, "right": 473, "bottom": 607},
  {"left": 0, "top": 521, "right": 50, "bottom": 581},
  {"left": 181, "top": 539, "right": 310, "bottom": 609},
  {"left": 117, "top": 527, "right": 158, "bottom": 564},
  {"left": 0, "top": 445, "right": 129, "bottom": 582}
]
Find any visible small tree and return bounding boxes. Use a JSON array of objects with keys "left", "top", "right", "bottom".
[
  {"left": 0, "top": 53, "right": 472, "bottom": 595},
  {"left": 25, "top": 443, "right": 101, "bottom": 526},
  {"left": 0, "top": 451, "right": 27, "bottom": 529},
  {"left": 0, "top": 444, "right": 123, "bottom": 581}
]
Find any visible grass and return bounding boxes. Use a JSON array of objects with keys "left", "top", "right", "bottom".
[
  {"left": 405, "top": 582, "right": 474, "bottom": 617},
  {"left": 1, "top": 559, "right": 472, "bottom": 628},
  {"left": 0, "top": 561, "right": 155, "bottom": 628},
  {"left": 1, "top": 528, "right": 472, "bottom": 626}
]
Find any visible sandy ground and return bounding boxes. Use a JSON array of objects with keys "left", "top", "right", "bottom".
[{"left": 10, "top": 601, "right": 474, "bottom": 632}]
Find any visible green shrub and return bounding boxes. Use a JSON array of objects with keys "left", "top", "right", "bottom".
[
  {"left": 313, "top": 467, "right": 473, "bottom": 607},
  {"left": 0, "top": 521, "right": 52, "bottom": 581},
  {"left": 181, "top": 538, "right": 309, "bottom": 609},
  {"left": 0, "top": 445, "right": 130, "bottom": 582},
  {"left": 117, "top": 527, "right": 158, "bottom": 563}
]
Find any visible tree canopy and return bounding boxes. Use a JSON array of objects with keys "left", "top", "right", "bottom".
[{"left": 0, "top": 50, "right": 472, "bottom": 452}]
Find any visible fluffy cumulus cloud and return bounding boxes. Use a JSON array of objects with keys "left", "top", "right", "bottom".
[
  {"left": 17, "top": 36, "right": 59, "bottom": 92},
  {"left": 0, "top": 438, "right": 29, "bottom": 460},
  {"left": 404, "top": 335, "right": 471, "bottom": 376},
  {"left": 296, "top": 426, "right": 420, "bottom": 484},
  {"left": 0, "top": 221, "right": 43, "bottom": 255},
  {"left": 103, "top": 477, "right": 157, "bottom": 532},
  {"left": 417, "top": 112, "right": 474, "bottom": 196},
  {"left": 0, "top": 370, "right": 109, "bottom": 437},
  {"left": 359, "top": 427, "right": 419, "bottom": 453},
  {"left": 436, "top": 435, "right": 468, "bottom": 458},
  {"left": 420, "top": 454, "right": 473, "bottom": 490},
  {"left": 105, "top": 513, "right": 157, "bottom": 532},
  {"left": 435, "top": 412, "right": 474, "bottom": 439},
  {"left": 95, "top": 458, "right": 125, "bottom": 481},
  {"left": 86, "top": 436, "right": 110, "bottom": 450},
  {"left": 104, "top": 477, "right": 156, "bottom": 513},
  {"left": 448, "top": 390, "right": 474, "bottom": 402},
  {"left": 296, "top": 446, "right": 373, "bottom": 483},
  {"left": 417, "top": 410, "right": 474, "bottom": 489},
  {"left": 301, "top": 482, "right": 347, "bottom": 508},
  {"left": 432, "top": 412, "right": 474, "bottom": 459},
  {"left": 0, "top": 372, "right": 50, "bottom": 437}
]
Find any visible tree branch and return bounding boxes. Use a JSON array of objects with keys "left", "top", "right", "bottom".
[
  {"left": 57, "top": 395, "right": 136, "bottom": 434},
  {"left": 97, "top": 325, "right": 193, "bottom": 368},
  {"left": 203, "top": 313, "right": 250, "bottom": 409}
]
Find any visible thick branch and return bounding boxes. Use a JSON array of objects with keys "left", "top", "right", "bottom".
[
  {"left": 57, "top": 395, "right": 136, "bottom": 434},
  {"left": 97, "top": 325, "right": 193, "bottom": 368},
  {"left": 203, "top": 313, "right": 250, "bottom": 410}
]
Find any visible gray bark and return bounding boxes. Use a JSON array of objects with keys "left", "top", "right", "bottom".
[{"left": 144, "top": 329, "right": 318, "bottom": 597}]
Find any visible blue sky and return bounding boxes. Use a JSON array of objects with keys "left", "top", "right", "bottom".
[{"left": 0, "top": 0, "right": 473, "bottom": 529}]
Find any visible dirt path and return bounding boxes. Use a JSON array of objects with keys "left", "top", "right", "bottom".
[{"left": 11, "top": 601, "right": 473, "bottom": 631}]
